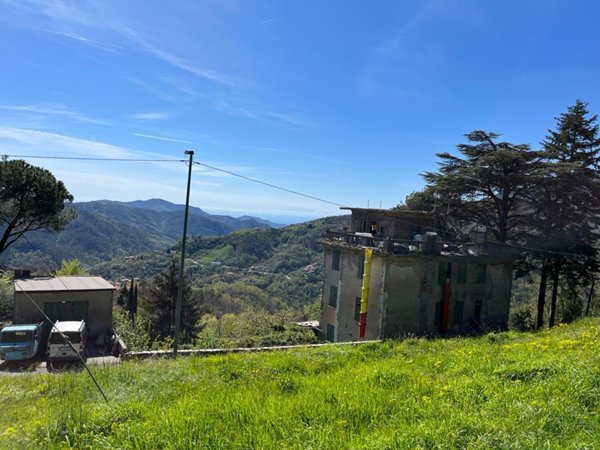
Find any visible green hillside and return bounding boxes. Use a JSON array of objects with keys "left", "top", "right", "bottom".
[
  {"left": 2, "top": 319, "right": 599, "bottom": 449},
  {"left": 94, "top": 215, "right": 350, "bottom": 311},
  {"left": 1, "top": 199, "right": 274, "bottom": 268}
]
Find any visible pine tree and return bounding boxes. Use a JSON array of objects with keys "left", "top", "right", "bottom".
[
  {"left": 145, "top": 258, "right": 199, "bottom": 344},
  {"left": 528, "top": 100, "right": 600, "bottom": 328},
  {"left": 423, "top": 131, "right": 541, "bottom": 243}
]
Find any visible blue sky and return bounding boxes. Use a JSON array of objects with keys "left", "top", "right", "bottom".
[{"left": 0, "top": 1, "right": 599, "bottom": 223}]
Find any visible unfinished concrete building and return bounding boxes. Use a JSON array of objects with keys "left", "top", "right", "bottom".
[{"left": 319, "top": 208, "right": 517, "bottom": 342}]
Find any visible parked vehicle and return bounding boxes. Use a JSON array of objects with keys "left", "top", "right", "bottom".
[
  {"left": 47, "top": 320, "right": 87, "bottom": 362},
  {"left": 0, "top": 322, "right": 45, "bottom": 361}
]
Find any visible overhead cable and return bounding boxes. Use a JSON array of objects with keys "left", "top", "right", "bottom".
[
  {"left": 3, "top": 154, "right": 183, "bottom": 162},
  {"left": 192, "top": 161, "right": 347, "bottom": 208}
]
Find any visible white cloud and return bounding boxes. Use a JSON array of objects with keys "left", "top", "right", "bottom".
[
  {"left": 125, "top": 29, "right": 246, "bottom": 89},
  {"left": 212, "top": 99, "right": 309, "bottom": 127},
  {"left": 133, "top": 133, "right": 193, "bottom": 145},
  {"left": 128, "top": 112, "right": 172, "bottom": 121},
  {"left": 1, "top": 1, "right": 247, "bottom": 89},
  {"left": 0, "top": 125, "right": 342, "bottom": 220},
  {"left": 0, "top": 103, "right": 110, "bottom": 125},
  {"left": 0, "top": 126, "right": 135, "bottom": 158}
]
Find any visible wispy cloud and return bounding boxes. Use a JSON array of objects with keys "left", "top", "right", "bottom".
[
  {"left": 124, "top": 77, "right": 181, "bottom": 103},
  {"left": 213, "top": 100, "right": 309, "bottom": 127},
  {"left": 0, "top": 126, "right": 138, "bottom": 159},
  {"left": 118, "top": 27, "right": 248, "bottom": 89},
  {"left": 133, "top": 133, "right": 193, "bottom": 145},
  {"left": 2, "top": 2, "right": 248, "bottom": 90},
  {"left": 160, "top": 76, "right": 206, "bottom": 98},
  {"left": 128, "top": 112, "right": 172, "bottom": 121},
  {"left": 361, "top": 1, "right": 449, "bottom": 98},
  {"left": 0, "top": 103, "right": 110, "bottom": 125}
]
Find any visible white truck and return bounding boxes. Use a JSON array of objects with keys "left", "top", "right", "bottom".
[{"left": 47, "top": 320, "right": 88, "bottom": 363}]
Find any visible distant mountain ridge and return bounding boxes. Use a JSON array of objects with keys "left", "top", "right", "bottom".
[
  {"left": 118, "top": 199, "right": 283, "bottom": 228},
  {"left": 1, "top": 199, "right": 279, "bottom": 268}
]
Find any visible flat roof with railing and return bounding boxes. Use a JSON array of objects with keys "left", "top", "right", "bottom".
[{"left": 321, "top": 230, "right": 519, "bottom": 259}]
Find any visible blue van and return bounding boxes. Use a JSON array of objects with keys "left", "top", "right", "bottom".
[{"left": 0, "top": 323, "right": 44, "bottom": 361}]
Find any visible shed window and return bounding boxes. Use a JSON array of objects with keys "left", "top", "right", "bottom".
[
  {"left": 328, "top": 285, "right": 338, "bottom": 308},
  {"left": 332, "top": 249, "right": 341, "bottom": 271},
  {"left": 354, "top": 296, "right": 361, "bottom": 322}
]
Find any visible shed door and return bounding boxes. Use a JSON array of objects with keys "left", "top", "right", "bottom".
[{"left": 44, "top": 301, "right": 89, "bottom": 322}]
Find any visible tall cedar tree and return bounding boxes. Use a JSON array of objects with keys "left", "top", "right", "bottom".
[
  {"left": 527, "top": 100, "right": 600, "bottom": 328},
  {"left": 146, "top": 259, "right": 199, "bottom": 344},
  {"left": 423, "top": 131, "right": 540, "bottom": 243},
  {"left": 0, "top": 159, "right": 74, "bottom": 254}
]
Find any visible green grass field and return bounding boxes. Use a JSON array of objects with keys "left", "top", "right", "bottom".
[{"left": 1, "top": 319, "right": 599, "bottom": 449}]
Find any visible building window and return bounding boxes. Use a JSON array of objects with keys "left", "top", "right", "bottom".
[
  {"left": 457, "top": 263, "right": 467, "bottom": 284},
  {"left": 354, "top": 296, "right": 361, "bottom": 322},
  {"left": 475, "top": 264, "right": 486, "bottom": 283},
  {"left": 473, "top": 299, "right": 483, "bottom": 321},
  {"left": 434, "top": 301, "right": 442, "bottom": 326},
  {"left": 328, "top": 285, "right": 338, "bottom": 308},
  {"left": 326, "top": 324, "right": 335, "bottom": 342},
  {"left": 438, "top": 262, "right": 450, "bottom": 285},
  {"left": 332, "top": 249, "right": 341, "bottom": 271},
  {"left": 357, "top": 254, "right": 365, "bottom": 279},
  {"left": 454, "top": 301, "right": 464, "bottom": 324}
]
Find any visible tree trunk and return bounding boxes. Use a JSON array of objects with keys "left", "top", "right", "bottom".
[
  {"left": 585, "top": 278, "right": 596, "bottom": 316},
  {"left": 536, "top": 263, "right": 549, "bottom": 330},
  {"left": 549, "top": 260, "right": 561, "bottom": 327}
]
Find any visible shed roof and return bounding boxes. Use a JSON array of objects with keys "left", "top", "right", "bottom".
[{"left": 14, "top": 276, "right": 115, "bottom": 293}]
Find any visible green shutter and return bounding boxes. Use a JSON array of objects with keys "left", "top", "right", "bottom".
[
  {"left": 357, "top": 254, "right": 365, "bottom": 279},
  {"left": 354, "top": 296, "right": 361, "bottom": 321},
  {"left": 438, "top": 262, "right": 448, "bottom": 285},
  {"left": 434, "top": 302, "right": 442, "bottom": 326},
  {"left": 476, "top": 264, "right": 487, "bottom": 283},
  {"left": 332, "top": 250, "right": 341, "bottom": 271},
  {"left": 457, "top": 263, "right": 467, "bottom": 284},
  {"left": 453, "top": 301, "right": 464, "bottom": 324},
  {"left": 326, "top": 324, "right": 335, "bottom": 342},
  {"left": 43, "top": 301, "right": 88, "bottom": 322}
]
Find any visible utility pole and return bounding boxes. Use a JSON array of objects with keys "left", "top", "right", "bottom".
[{"left": 174, "top": 150, "right": 194, "bottom": 357}]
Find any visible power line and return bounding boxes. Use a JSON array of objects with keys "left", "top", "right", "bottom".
[
  {"left": 192, "top": 161, "right": 347, "bottom": 208},
  {"left": 5, "top": 153, "right": 347, "bottom": 207},
  {"left": 8, "top": 152, "right": 586, "bottom": 258},
  {"left": 4, "top": 154, "right": 183, "bottom": 162}
]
